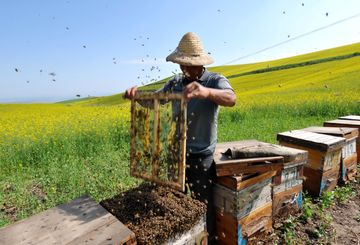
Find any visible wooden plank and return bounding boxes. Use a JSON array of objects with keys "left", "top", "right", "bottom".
[
  {"left": 279, "top": 142, "right": 341, "bottom": 171},
  {"left": 178, "top": 96, "right": 187, "bottom": 192},
  {"left": 277, "top": 130, "right": 346, "bottom": 152},
  {"left": 303, "top": 166, "right": 339, "bottom": 197},
  {"left": 215, "top": 140, "right": 308, "bottom": 165},
  {"left": 273, "top": 179, "right": 303, "bottom": 194},
  {"left": 215, "top": 171, "right": 277, "bottom": 191},
  {"left": 342, "top": 138, "right": 357, "bottom": 159},
  {"left": 273, "top": 184, "right": 302, "bottom": 217},
  {"left": 215, "top": 156, "right": 284, "bottom": 177},
  {"left": 152, "top": 98, "right": 160, "bottom": 177},
  {"left": 338, "top": 115, "right": 360, "bottom": 121},
  {"left": 340, "top": 153, "right": 358, "bottom": 183},
  {"left": 134, "top": 92, "right": 183, "bottom": 100},
  {"left": 0, "top": 196, "right": 136, "bottom": 245},
  {"left": 302, "top": 126, "right": 359, "bottom": 140}
]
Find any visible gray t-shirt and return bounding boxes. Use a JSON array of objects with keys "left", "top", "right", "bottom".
[{"left": 159, "top": 69, "right": 233, "bottom": 155}]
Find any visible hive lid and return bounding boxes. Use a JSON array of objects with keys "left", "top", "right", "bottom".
[
  {"left": 214, "top": 140, "right": 308, "bottom": 164},
  {"left": 302, "top": 126, "right": 359, "bottom": 139},
  {"left": 277, "top": 130, "right": 346, "bottom": 152},
  {"left": 324, "top": 119, "right": 360, "bottom": 127},
  {"left": 338, "top": 115, "right": 360, "bottom": 121}
]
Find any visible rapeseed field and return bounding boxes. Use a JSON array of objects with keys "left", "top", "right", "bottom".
[{"left": 1, "top": 42, "right": 360, "bottom": 227}]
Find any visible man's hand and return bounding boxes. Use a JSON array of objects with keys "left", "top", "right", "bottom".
[
  {"left": 183, "top": 82, "right": 210, "bottom": 100},
  {"left": 123, "top": 86, "right": 138, "bottom": 99}
]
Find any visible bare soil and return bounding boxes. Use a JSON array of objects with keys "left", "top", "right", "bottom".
[
  {"left": 100, "top": 182, "right": 206, "bottom": 245},
  {"left": 250, "top": 180, "right": 360, "bottom": 245},
  {"left": 330, "top": 181, "right": 360, "bottom": 245}
]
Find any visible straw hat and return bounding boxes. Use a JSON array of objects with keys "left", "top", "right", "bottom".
[{"left": 166, "top": 32, "right": 214, "bottom": 66}]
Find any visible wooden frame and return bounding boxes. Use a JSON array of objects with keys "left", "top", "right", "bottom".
[{"left": 130, "top": 92, "right": 187, "bottom": 191}]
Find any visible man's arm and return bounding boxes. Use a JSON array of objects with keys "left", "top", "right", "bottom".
[{"left": 183, "top": 81, "right": 236, "bottom": 107}]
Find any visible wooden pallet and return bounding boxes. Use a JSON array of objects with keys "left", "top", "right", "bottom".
[
  {"left": 130, "top": 92, "right": 187, "bottom": 191},
  {"left": 215, "top": 202, "right": 273, "bottom": 245},
  {"left": 0, "top": 196, "right": 136, "bottom": 245},
  {"left": 324, "top": 119, "right": 360, "bottom": 163},
  {"left": 302, "top": 126, "right": 358, "bottom": 183}
]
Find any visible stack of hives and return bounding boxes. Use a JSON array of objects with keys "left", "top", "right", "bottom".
[
  {"left": 277, "top": 130, "right": 346, "bottom": 196},
  {"left": 213, "top": 140, "right": 307, "bottom": 244},
  {"left": 302, "top": 126, "right": 358, "bottom": 183},
  {"left": 324, "top": 116, "right": 360, "bottom": 164}
]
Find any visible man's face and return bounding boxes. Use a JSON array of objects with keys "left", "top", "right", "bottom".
[{"left": 180, "top": 65, "right": 203, "bottom": 80}]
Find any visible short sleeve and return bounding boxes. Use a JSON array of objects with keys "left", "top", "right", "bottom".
[
  {"left": 210, "top": 74, "right": 233, "bottom": 91},
  {"left": 156, "top": 77, "right": 175, "bottom": 93}
]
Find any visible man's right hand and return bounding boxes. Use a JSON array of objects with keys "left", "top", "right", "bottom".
[{"left": 123, "top": 86, "right": 138, "bottom": 99}]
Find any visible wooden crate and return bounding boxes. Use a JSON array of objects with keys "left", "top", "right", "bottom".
[
  {"left": 302, "top": 126, "right": 358, "bottom": 183},
  {"left": 324, "top": 119, "right": 360, "bottom": 163},
  {"left": 215, "top": 202, "right": 272, "bottom": 245},
  {"left": 0, "top": 196, "right": 136, "bottom": 245},
  {"left": 277, "top": 130, "right": 345, "bottom": 196}
]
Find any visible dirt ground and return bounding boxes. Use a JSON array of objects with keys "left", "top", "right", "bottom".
[
  {"left": 330, "top": 181, "right": 360, "bottom": 245},
  {"left": 251, "top": 179, "right": 360, "bottom": 245}
]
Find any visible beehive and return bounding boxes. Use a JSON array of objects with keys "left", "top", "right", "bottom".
[
  {"left": 302, "top": 126, "right": 358, "bottom": 183},
  {"left": 214, "top": 172, "right": 274, "bottom": 245},
  {"left": 0, "top": 196, "right": 136, "bottom": 245},
  {"left": 324, "top": 119, "right": 360, "bottom": 163},
  {"left": 277, "top": 130, "right": 346, "bottom": 196},
  {"left": 214, "top": 141, "right": 284, "bottom": 244}
]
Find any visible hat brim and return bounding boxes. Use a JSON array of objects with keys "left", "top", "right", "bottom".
[{"left": 166, "top": 51, "right": 214, "bottom": 66}]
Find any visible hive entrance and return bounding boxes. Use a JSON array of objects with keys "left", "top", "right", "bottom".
[{"left": 130, "top": 92, "right": 187, "bottom": 191}]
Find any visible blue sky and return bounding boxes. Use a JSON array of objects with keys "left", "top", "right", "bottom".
[{"left": 1, "top": 0, "right": 360, "bottom": 102}]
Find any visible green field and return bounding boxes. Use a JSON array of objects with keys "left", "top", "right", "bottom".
[{"left": 1, "top": 42, "right": 360, "bottom": 228}]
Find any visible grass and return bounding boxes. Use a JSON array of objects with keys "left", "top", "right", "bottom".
[{"left": 1, "top": 42, "right": 360, "bottom": 228}]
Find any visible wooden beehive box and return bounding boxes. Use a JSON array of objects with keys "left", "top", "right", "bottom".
[
  {"left": 214, "top": 140, "right": 308, "bottom": 244},
  {"left": 324, "top": 119, "right": 360, "bottom": 163},
  {"left": 277, "top": 130, "right": 346, "bottom": 196},
  {"left": 302, "top": 126, "right": 358, "bottom": 183},
  {"left": 0, "top": 196, "right": 136, "bottom": 245},
  {"left": 214, "top": 172, "right": 274, "bottom": 245},
  {"left": 130, "top": 92, "right": 187, "bottom": 191}
]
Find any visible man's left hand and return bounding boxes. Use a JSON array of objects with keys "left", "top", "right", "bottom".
[{"left": 183, "top": 82, "right": 210, "bottom": 100}]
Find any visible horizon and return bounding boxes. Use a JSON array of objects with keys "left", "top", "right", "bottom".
[{"left": 1, "top": 0, "right": 360, "bottom": 103}]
